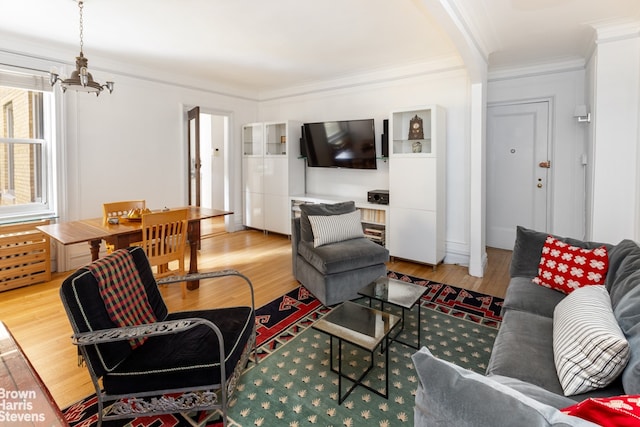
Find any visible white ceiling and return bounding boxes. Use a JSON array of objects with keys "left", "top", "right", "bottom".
[{"left": 1, "top": 0, "right": 639, "bottom": 94}]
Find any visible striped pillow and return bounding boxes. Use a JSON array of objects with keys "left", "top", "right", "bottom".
[
  {"left": 308, "top": 210, "right": 364, "bottom": 247},
  {"left": 553, "top": 285, "right": 630, "bottom": 396}
]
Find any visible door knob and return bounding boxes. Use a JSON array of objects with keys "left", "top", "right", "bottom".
[{"left": 539, "top": 161, "right": 551, "bottom": 168}]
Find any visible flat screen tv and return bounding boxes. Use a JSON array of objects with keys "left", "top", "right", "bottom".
[{"left": 303, "top": 119, "right": 376, "bottom": 169}]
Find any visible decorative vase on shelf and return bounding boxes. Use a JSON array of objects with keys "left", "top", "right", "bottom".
[{"left": 412, "top": 141, "right": 422, "bottom": 153}]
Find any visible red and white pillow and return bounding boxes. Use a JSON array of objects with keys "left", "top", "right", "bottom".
[
  {"left": 532, "top": 235, "right": 609, "bottom": 294},
  {"left": 563, "top": 395, "right": 640, "bottom": 426}
]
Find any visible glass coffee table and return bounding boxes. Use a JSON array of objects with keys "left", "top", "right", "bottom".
[
  {"left": 312, "top": 301, "right": 401, "bottom": 404},
  {"left": 358, "top": 276, "right": 428, "bottom": 349}
]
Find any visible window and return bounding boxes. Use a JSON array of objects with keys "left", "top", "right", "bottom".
[{"left": 0, "top": 70, "right": 56, "bottom": 222}]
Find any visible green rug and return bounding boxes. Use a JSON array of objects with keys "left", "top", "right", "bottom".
[{"left": 224, "top": 300, "right": 499, "bottom": 426}]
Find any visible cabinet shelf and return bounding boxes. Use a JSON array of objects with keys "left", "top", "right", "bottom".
[
  {"left": 392, "top": 139, "right": 432, "bottom": 155},
  {"left": 391, "top": 108, "right": 435, "bottom": 156}
]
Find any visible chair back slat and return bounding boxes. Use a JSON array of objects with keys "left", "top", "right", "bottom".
[{"left": 141, "top": 209, "right": 188, "bottom": 280}]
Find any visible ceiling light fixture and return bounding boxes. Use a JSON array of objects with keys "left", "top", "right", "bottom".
[{"left": 49, "top": 0, "right": 114, "bottom": 95}]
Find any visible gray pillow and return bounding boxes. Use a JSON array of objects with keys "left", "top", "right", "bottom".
[
  {"left": 488, "top": 375, "right": 579, "bottom": 409},
  {"left": 299, "top": 201, "right": 356, "bottom": 243},
  {"left": 510, "top": 226, "right": 609, "bottom": 278},
  {"left": 412, "top": 347, "right": 598, "bottom": 427}
]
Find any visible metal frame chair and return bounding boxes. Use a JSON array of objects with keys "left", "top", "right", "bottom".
[{"left": 59, "top": 246, "right": 256, "bottom": 427}]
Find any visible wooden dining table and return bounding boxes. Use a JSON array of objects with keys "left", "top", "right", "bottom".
[{"left": 37, "top": 206, "right": 232, "bottom": 289}]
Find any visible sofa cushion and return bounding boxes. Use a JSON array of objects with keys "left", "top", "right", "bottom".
[
  {"left": 308, "top": 210, "right": 364, "bottom": 247},
  {"left": 487, "top": 309, "right": 564, "bottom": 394},
  {"left": 533, "top": 236, "right": 609, "bottom": 295},
  {"left": 553, "top": 285, "right": 630, "bottom": 396},
  {"left": 503, "top": 277, "right": 566, "bottom": 318},
  {"left": 562, "top": 395, "right": 640, "bottom": 427},
  {"left": 611, "top": 266, "right": 640, "bottom": 394},
  {"left": 605, "top": 239, "right": 640, "bottom": 310},
  {"left": 510, "top": 226, "right": 608, "bottom": 279},
  {"left": 299, "top": 201, "right": 356, "bottom": 243},
  {"left": 297, "top": 238, "right": 389, "bottom": 275},
  {"left": 103, "top": 307, "right": 254, "bottom": 394},
  {"left": 487, "top": 308, "right": 625, "bottom": 400},
  {"left": 412, "top": 347, "right": 598, "bottom": 426}
]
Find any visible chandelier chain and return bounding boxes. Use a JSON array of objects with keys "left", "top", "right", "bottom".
[{"left": 78, "top": 0, "right": 84, "bottom": 54}]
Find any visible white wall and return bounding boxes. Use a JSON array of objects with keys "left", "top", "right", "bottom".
[
  {"left": 259, "top": 68, "right": 473, "bottom": 264},
  {"left": 0, "top": 42, "right": 261, "bottom": 269},
  {"left": 589, "top": 29, "right": 640, "bottom": 244},
  {"left": 487, "top": 68, "right": 588, "bottom": 239}
]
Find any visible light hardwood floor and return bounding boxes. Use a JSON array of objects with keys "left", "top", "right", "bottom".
[{"left": 0, "top": 217, "right": 511, "bottom": 410}]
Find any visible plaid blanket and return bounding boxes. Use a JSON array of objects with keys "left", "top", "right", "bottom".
[{"left": 87, "top": 249, "right": 157, "bottom": 348}]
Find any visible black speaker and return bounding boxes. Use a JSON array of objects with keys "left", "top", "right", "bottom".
[
  {"left": 381, "top": 119, "right": 389, "bottom": 157},
  {"left": 299, "top": 125, "right": 307, "bottom": 157}
]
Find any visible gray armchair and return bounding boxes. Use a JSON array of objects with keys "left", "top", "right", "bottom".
[{"left": 291, "top": 201, "right": 389, "bottom": 306}]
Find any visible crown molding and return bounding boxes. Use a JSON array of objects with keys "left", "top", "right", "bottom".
[
  {"left": 257, "top": 54, "right": 465, "bottom": 101},
  {"left": 488, "top": 58, "right": 586, "bottom": 82}
]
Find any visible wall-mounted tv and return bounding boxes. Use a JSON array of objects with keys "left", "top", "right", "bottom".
[{"left": 303, "top": 119, "right": 377, "bottom": 169}]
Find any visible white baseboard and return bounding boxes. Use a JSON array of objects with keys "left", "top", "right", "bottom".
[{"left": 444, "top": 240, "right": 470, "bottom": 266}]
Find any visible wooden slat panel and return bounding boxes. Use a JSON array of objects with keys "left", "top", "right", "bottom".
[{"left": 0, "top": 220, "right": 51, "bottom": 291}]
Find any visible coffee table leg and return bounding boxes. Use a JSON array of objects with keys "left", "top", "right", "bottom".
[{"left": 330, "top": 337, "right": 389, "bottom": 404}]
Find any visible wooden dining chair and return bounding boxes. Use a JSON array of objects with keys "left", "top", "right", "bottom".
[
  {"left": 140, "top": 209, "right": 189, "bottom": 297},
  {"left": 102, "top": 200, "right": 146, "bottom": 253},
  {"left": 103, "top": 200, "right": 146, "bottom": 221}
]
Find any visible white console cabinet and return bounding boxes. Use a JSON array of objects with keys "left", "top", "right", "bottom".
[
  {"left": 389, "top": 105, "right": 446, "bottom": 267},
  {"left": 242, "top": 121, "right": 304, "bottom": 235}
]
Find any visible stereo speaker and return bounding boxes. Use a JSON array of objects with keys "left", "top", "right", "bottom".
[
  {"left": 299, "top": 125, "right": 307, "bottom": 157},
  {"left": 381, "top": 119, "right": 389, "bottom": 157}
]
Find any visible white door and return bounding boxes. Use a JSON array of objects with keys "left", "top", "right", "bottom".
[{"left": 487, "top": 101, "right": 550, "bottom": 249}]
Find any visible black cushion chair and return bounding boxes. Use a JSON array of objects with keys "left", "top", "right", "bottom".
[{"left": 59, "top": 246, "right": 256, "bottom": 426}]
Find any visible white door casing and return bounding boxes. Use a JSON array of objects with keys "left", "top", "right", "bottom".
[{"left": 486, "top": 101, "right": 550, "bottom": 249}]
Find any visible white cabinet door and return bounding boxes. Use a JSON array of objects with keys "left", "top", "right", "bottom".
[
  {"left": 242, "top": 157, "right": 264, "bottom": 194},
  {"left": 389, "top": 157, "right": 437, "bottom": 211},
  {"left": 389, "top": 208, "right": 437, "bottom": 264},
  {"left": 265, "top": 194, "right": 290, "bottom": 235},
  {"left": 244, "top": 192, "right": 264, "bottom": 229},
  {"left": 263, "top": 157, "right": 288, "bottom": 196}
]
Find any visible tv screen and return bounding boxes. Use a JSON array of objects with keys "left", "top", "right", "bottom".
[{"left": 303, "top": 119, "right": 376, "bottom": 169}]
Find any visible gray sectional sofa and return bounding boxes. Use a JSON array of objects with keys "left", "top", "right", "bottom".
[{"left": 412, "top": 226, "right": 640, "bottom": 426}]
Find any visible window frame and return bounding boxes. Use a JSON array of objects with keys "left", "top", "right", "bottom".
[{"left": 0, "top": 73, "right": 57, "bottom": 224}]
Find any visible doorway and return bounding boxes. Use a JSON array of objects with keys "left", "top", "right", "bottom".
[
  {"left": 486, "top": 100, "right": 551, "bottom": 249},
  {"left": 186, "top": 106, "right": 230, "bottom": 236}
]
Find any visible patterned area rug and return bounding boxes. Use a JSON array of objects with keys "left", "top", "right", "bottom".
[{"left": 63, "top": 272, "right": 503, "bottom": 426}]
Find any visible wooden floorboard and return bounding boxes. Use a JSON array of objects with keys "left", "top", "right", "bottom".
[{"left": 0, "top": 218, "right": 511, "bottom": 410}]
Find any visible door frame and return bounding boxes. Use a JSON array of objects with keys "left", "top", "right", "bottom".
[
  {"left": 182, "top": 104, "right": 235, "bottom": 232},
  {"left": 486, "top": 96, "right": 555, "bottom": 237}
]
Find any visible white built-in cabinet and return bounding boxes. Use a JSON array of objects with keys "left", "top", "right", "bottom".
[
  {"left": 389, "top": 105, "right": 446, "bottom": 267},
  {"left": 242, "top": 121, "right": 304, "bottom": 235}
]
